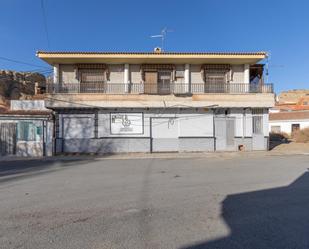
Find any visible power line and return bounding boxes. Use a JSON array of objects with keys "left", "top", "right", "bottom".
[
  {"left": 0, "top": 56, "right": 49, "bottom": 69},
  {"left": 40, "top": 0, "right": 50, "bottom": 49}
]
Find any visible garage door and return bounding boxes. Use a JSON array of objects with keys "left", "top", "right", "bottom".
[{"left": 151, "top": 117, "right": 178, "bottom": 152}]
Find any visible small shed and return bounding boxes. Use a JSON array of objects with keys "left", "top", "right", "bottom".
[{"left": 0, "top": 100, "right": 53, "bottom": 157}]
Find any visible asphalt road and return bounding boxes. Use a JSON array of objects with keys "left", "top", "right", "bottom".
[{"left": 0, "top": 154, "right": 309, "bottom": 249}]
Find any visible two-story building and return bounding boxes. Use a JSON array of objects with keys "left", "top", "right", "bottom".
[{"left": 37, "top": 50, "right": 274, "bottom": 154}]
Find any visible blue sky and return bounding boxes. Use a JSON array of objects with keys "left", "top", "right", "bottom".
[{"left": 0, "top": 0, "right": 308, "bottom": 93}]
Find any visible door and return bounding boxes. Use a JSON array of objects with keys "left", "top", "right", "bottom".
[
  {"left": 151, "top": 118, "right": 178, "bottom": 152},
  {"left": 205, "top": 71, "right": 227, "bottom": 93},
  {"left": 215, "top": 117, "right": 235, "bottom": 151},
  {"left": 158, "top": 71, "right": 172, "bottom": 94},
  {"left": 144, "top": 71, "right": 158, "bottom": 94},
  {"left": 252, "top": 115, "right": 265, "bottom": 150},
  {"left": 0, "top": 123, "right": 17, "bottom": 156},
  {"left": 291, "top": 123, "right": 300, "bottom": 136}
]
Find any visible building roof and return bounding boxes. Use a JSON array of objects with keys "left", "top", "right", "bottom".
[
  {"left": 269, "top": 111, "right": 309, "bottom": 121},
  {"left": 37, "top": 51, "right": 267, "bottom": 65},
  {"left": 0, "top": 107, "right": 52, "bottom": 116}
]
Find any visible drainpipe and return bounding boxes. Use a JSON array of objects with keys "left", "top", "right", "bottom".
[
  {"left": 213, "top": 108, "right": 216, "bottom": 151},
  {"left": 51, "top": 111, "right": 56, "bottom": 156}
]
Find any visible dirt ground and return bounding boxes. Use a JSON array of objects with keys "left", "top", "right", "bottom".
[{"left": 270, "top": 141, "right": 309, "bottom": 153}]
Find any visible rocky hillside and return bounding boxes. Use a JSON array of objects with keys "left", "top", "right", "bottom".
[{"left": 0, "top": 70, "right": 46, "bottom": 107}]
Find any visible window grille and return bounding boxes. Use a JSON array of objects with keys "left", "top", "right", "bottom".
[{"left": 253, "top": 116, "right": 263, "bottom": 134}]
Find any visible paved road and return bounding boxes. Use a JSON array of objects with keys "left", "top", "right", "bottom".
[{"left": 0, "top": 155, "right": 309, "bottom": 249}]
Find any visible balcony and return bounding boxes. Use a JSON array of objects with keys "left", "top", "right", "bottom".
[{"left": 46, "top": 82, "right": 273, "bottom": 94}]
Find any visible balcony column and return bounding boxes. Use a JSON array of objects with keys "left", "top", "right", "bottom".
[
  {"left": 244, "top": 64, "right": 250, "bottom": 83},
  {"left": 124, "top": 64, "right": 130, "bottom": 93},
  {"left": 53, "top": 64, "right": 59, "bottom": 93},
  {"left": 184, "top": 64, "right": 190, "bottom": 93},
  {"left": 244, "top": 64, "right": 250, "bottom": 93},
  {"left": 53, "top": 64, "right": 59, "bottom": 84}
]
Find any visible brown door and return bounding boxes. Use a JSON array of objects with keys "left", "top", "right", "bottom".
[
  {"left": 291, "top": 124, "right": 300, "bottom": 136},
  {"left": 144, "top": 71, "right": 158, "bottom": 94}
]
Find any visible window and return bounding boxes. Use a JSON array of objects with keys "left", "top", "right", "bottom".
[
  {"left": 291, "top": 124, "right": 300, "bottom": 134},
  {"left": 205, "top": 71, "right": 227, "bottom": 84},
  {"left": 79, "top": 69, "right": 106, "bottom": 93},
  {"left": 205, "top": 71, "right": 227, "bottom": 93},
  {"left": 253, "top": 116, "right": 263, "bottom": 134},
  {"left": 157, "top": 70, "right": 172, "bottom": 94},
  {"left": 80, "top": 69, "right": 105, "bottom": 83},
  {"left": 17, "top": 121, "right": 41, "bottom": 141},
  {"left": 271, "top": 125, "right": 281, "bottom": 133},
  {"left": 303, "top": 101, "right": 308, "bottom": 106}
]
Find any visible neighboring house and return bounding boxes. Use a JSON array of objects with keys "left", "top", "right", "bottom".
[
  {"left": 37, "top": 50, "right": 274, "bottom": 153},
  {"left": 0, "top": 100, "right": 53, "bottom": 157},
  {"left": 271, "top": 95, "right": 309, "bottom": 112},
  {"left": 269, "top": 111, "right": 309, "bottom": 135}
]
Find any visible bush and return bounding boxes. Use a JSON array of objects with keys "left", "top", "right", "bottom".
[
  {"left": 294, "top": 128, "right": 309, "bottom": 143},
  {"left": 269, "top": 132, "right": 290, "bottom": 142}
]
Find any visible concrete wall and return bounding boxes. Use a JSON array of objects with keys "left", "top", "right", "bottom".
[
  {"left": 59, "top": 64, "right": 78, "bottom": 83},
  {"left": 130, "top": 64, "right": 141, "bottom": 83},
  {"left": 11, "top": 100, "right": 47, "bottom": 110},
  {"left": 62, "top": 138, "right": 150, "bottom": 153},
  {"left": 190, "top": 65, "right": 204, "bottom": 83},
  {"left": 107, "top": 64, "right": 124, "bottom": 83},
  {"left": 231, "top": 65, "right": 244, "bottom": 83},
  {"left": 269, "top": 119, "right": 309, "bottom": 134}
]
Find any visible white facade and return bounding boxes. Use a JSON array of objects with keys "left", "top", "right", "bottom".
[
  {"left": 40, "top": 51, "right": 274, "bottom": 154},
  {"left": 269, "top": 119, "right": 309, "bottom": 134},
  {"left": 55, "top": 108, "right": 269, "bottom": 153}
]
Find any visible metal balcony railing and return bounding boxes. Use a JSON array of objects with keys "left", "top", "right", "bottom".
[{"left": 46, "top": 82, "right": 274, "bottom": 94}]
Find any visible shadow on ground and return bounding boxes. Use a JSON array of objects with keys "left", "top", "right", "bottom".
[
  {"left": 181, "top": 171, "right": 309, "bottom": 249},
  {"left": 0, "top": 157, "right": 97, "bottom": 183}
]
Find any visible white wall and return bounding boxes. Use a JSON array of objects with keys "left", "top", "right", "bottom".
[
  {"left": 231, "top": 65, "right": 244, "bottom": 83},
  {"left": 107, "top": 64, "right": 124, "bottom": 83},
  {"left": 190, "top": 65, "right": 204, "bottom": 83},
  {"left": 60, "top": 108, "right": 263, "bottom": 139},
  {"left": 59, "top": 114, "right": 95, "bottom": 138},
  {"left": 60, "top": 109, "right": 214, "bottom": 138},
  {"left": 130, "top": 64, "right": 141, "bottom": 83},
  {"left": 229, "top": 108, "right": 244, "bottom": 137},
  {"left": 269, "top": 119, "right": 309, "bottom": 134},
  {"left": 11, "top": 100, "right": 47, "bottom": 110},
  {"left": 245, "top": 109, "right": 253, "bottom": 136}
]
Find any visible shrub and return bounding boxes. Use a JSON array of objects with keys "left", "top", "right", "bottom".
[
  {"left": 294, "top": 127, "right": 309, "bottom": 143},
  {"left": 269, "top": 132, "right": 290, "bottom": 142}
]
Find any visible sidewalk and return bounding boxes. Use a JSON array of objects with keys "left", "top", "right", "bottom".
[{"left": 1, "top": 146, "right": 309, "bottom": 162}]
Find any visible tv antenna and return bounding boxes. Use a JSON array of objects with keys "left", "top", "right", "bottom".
[
  {"left": 265, "top": 52, "right": 284, "bottom": 83},
  {"left": 150, "top": 27, "right": 173, "bottom": 51}
]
